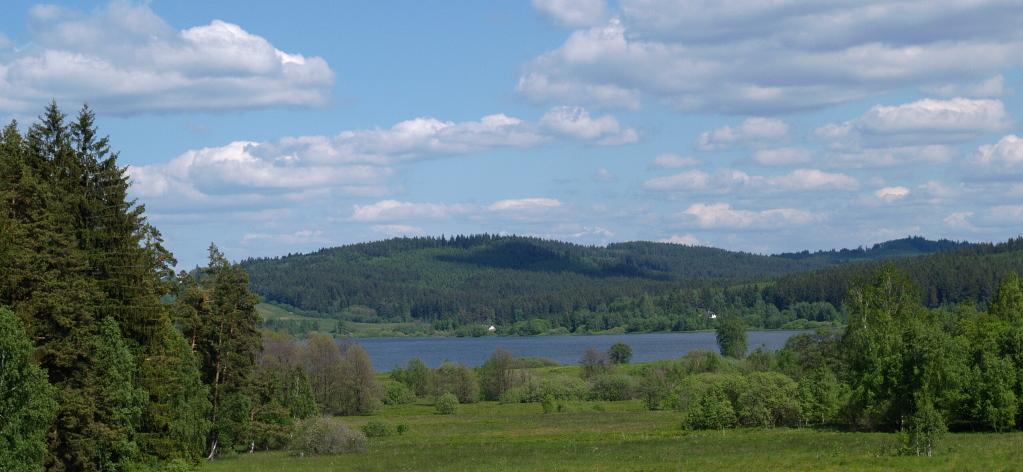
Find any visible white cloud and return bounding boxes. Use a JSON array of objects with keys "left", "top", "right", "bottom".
[
  {"left": 351, "top": 200, "right": 465, "bottom": 222},
  {"left": 241, "top": 229, "right": 326, "bottom": 245},
  {"left": 681, "top": 203, "right": 819, "bottom": 229},
  {"left": 925, "top": 75, "right": 1006, "bottom": 98},
  {"left": 532, "top": 0, "right": 606, "bottom": 27},
  {"left": 372, "top": 224, "right": 425, "bottom": 236},
  {"left": 943, "top": 211, "right": 975, "bottom": 230},
  {"left": 519, "top": 2, "right": 1023, "bottom": 113},
  {"left": 825, "top": 145, "right": 956, "bottom": 167},
  {"left": 539, "top": 106, "right": 638, "bottom": 145},
  {"left": 972, "top": 135, "right": 1023, "bottom": 173},
  {"left": 874, "top": 186, "right": 911, "bottom": 203},
  {"left": 817, "top": 98, "right": 1009, "bottom": 147},
  {"left": 644, "top": 168, "right": 856, "bottom": 192},
  {"left": 129, "top": 108, "right": 636, "bottom": 205},
  {"left": 754, "top": 148, "right": 812, "bottom": 166},
  {"left": 488, "top": 198, "right": 562, "bottom": 212},
  {"left": 650, "top": 153, "right": 699, "bottom": 169},
  {"left": 697, "top": 118, "right": 788, "bottom": 151},
  {"left": 0, "top": 3, "right": 333, "bottom": 114},
  {"left": 660, "top": 234, "right": 699, "bottom": 245}
]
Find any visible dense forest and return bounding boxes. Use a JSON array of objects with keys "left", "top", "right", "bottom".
[
  {"left": 0, "top": 104, "right": 335, "bottom": 470},
  {"left": 240, "top": 234, "right": 1002, "bottom": 334}
]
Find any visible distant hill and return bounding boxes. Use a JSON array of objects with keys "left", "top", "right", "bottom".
[{"left": 240, "top": 235, "right": 979, "bottom": 330}]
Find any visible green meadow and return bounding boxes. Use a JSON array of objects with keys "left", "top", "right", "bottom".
[{"left": 205, "top": 399, "right": 1023, "bottom": 471}]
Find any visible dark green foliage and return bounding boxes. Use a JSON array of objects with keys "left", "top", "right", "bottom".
[
  {"left": 608, "top": 342, "right": 632, "bottom": 364},
  {"left": 716, "top": 315, "right": 747, "bottom": 358},
  {"left": 435, "top": 393, "right": 459, "bottom": 415},
  {"left": 391, "top": 357, "right": 430, "bottom": 397},
  {"left": 361, "top": 420, "right": 394, "bottom": 438},
  {"left": 0, "top": 306, "right": 57, "bottom": 472},
  {"left": 89, "top": 317, "right": 147, "bottom": 470},
  {"left": 138, "top": 318, "right": 212, "bottom": 463},
  {"left": 240, "top": 235, "right": 961, "bottom": 333}
]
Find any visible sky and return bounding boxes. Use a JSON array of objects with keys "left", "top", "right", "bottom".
[{"left": 1, "top": 0, "right": 1022, "bottom": 268}]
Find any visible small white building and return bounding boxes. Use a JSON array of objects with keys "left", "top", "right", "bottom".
[{"left": 487, "top": 325, "right": 497, "bottom": 333}]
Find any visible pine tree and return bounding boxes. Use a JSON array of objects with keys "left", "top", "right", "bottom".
[
  {"left": 0, "top": 306, "right": 58, "bottom": 472},
  {"left": 88, "top": 317, "right": 147, "bottom": 471}
]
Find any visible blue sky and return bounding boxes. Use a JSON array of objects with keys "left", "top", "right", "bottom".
[{"left": 1, "top": 1, "right": 1022, "bottom": 268}]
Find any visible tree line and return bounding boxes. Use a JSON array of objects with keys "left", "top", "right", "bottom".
[{"left": 0, "top": 104, "right": 378, "bottom": 470}]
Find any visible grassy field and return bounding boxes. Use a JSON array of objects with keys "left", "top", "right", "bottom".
[{"left": 204, "top": 399, "right": 1023, "bottom": 471}]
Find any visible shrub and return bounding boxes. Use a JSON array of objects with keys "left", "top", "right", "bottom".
[
  {"left": 608, "top": 342, "right": 633, "bottom": 364},
  {"left": 429, "top": 362, "right": 479, "bottom": 403},
  {"left": 480, "top": 348, "right": 519, "bottom": 400},
  {"left": 391, "top": 358, "right": 430, "bottom": 397},
  {"left": 905, "top": 401, "right": 946, "bottom": 457},
  {"left": 682, "top": 384, "right": 736, "bottom": 430},
  {"left": 436, "top": 393, "right": 459, "bottom": 415},
  {"left": 361, "top": 420, "right": 393, "bottom": 438},
  {"left": 541, "top": 394, "right": 556, "bottom": 414},
  {"left": 396, "top": 423, "right": 409, "bottom": 435},
  {"left": 499, "top": 375, "right": 588, "bottom": 403},
  {"left": 732, "top": 372, "right": 802, "bottom": 428},
  {"left": 588, "top": 373, "right": 636, "bottom": 401},
  {"left": 678, "top": 350, "right": 723, "bottom": 374},
  {"left": 383, "top": 380, "right": 416, "bottom": 405},
  {"left": 289, "top": 417, "right": 366, "bottom": 455},
  {"left": 580, "top": 348, "right": 611, "bottom": 379}
]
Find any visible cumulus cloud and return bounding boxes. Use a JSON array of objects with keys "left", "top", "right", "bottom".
[
  {"left": 592, "top": 167, "right": 615, "bottom": 182},
  {"left": 539, "top": 106, "right": 638, "bottom": 145},
  {"left": 754, "top": 148, "right": 812, "bottom": 166},
  {"left": 518, "top": 2, "right": 1023, "bottom": 113},
  {"left": 129, "top": 107, "right": 636, "bottom": 205},
  {"left": 817, "top": 98, "right": 1010, "bottom": 147},
  {"left": 825, "top": 145, "right": 956, "bottom": 168},
  {"left": 649, "top": 153, "right": 699, "bottom": 169},
  {"left": 644, "top": 168, "right": 856, "bottom": 193},
  {"left": 696, "top": 118, "right": 788, "bottom": 151},
  {"left": 874, "top": 186, "right": 911, "bottom": 203},
  {"left": 972, "top": 135, "right": 1023, "bottom": 174},
  {"left": 532, "top": 0, "right": 606, "bottom": 27},
  {"left": 660, "top": 234, "right": 699, "bottom": 245},
  {"left": 351, "top": 200, "right": 465, "bottom": 221},
  {"left": 681, "top": 203, "right": 819, "bottom": 229},
  {"left": 0, "top": 2, "right": 333, "bottom": 114}
]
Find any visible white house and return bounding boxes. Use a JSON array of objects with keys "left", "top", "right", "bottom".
[{"left": 487, "top": 325, "right": 497, "bottom": 333}]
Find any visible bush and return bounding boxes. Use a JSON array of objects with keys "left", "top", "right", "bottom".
[
  {"left": 588, "top": 373, "right": 636, "bottom": 401},
  {"left": 541, "top": 394, "right": 556, "bottom": 414},
  {"left": 289, "top": 417, "right": 366, "bottom": 455},
  {"left": 361, "top": 420, "right": 393, "bottom": 438},
  {"left": 905, "top": 402, "right": 946, "bottom": 457},
  {"left": 682, "top": 384, "right": 736, "bottom": 430},
  {"left": 580, "top": 348, "right": 611, "bottom": 379},
  {"left": 436, "top": 393, "right": 459, "bottom": 415},
  {"left": 383, "top": 380, "right": 416, "bottom": 405},
  {"left": 608, "top": 342, "right": 633, "bottom": 364},
  {"left": 396, "top": 423, "right": 409, "bottom": 435},
  {"left": 499, "top": 375, "right": 589, "bottom": 403},
  {"left": 391, "top": 358, "right": 430, "bottom": 397},
  {"left": 678, "top": 350, "right": 724, "bottom": 374},
  {"left": 429, "top": 362, "right": 480, "bottom": 403}
]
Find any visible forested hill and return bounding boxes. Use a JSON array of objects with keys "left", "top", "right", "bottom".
[{"left": 240, "top": 234, "right": 972, "bottom": 328}]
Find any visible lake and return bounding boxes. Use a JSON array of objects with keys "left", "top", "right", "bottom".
[{"left": 349, "top": 330, "right": 808, "bottom": 371}]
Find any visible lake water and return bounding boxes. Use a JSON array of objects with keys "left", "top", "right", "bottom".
[{"left": 350, "top": 330, "right": 808, "bottom": 371}]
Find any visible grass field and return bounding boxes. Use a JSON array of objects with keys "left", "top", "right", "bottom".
[{"left": 204, "top": 399, "right": 1023, "bottom": 471}]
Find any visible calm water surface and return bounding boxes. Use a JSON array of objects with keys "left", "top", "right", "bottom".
[{"left": 351, "top": 330, "right": 807, "bottom": 371}]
